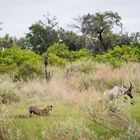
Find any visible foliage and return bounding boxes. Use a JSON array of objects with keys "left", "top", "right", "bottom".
[
  {"left": 0, "top": 62, "right": 140, "bottom": 139},
  {"left": 115, "top": 33, "right": 133, "bottom": 46},
  {"left": 81, "top": 11, "right": 122, "bottom": 36},
  {"left": 94, "top": 45, "right": 140, "bottom": 68},
  {"left": 48, "top": 53, "right": 66, "bottom": 67},
  {"left": 41, "top": 121, "right": 96, "bottom": 140},
  {"left": 0, "top": 34, "right": 14, "bottom": 49},
  {"left": 66, "top": 61, "right": 95, "bottom": 74},
  {"left": 87, "top": 97, "right": 140, "bottom": 140},
  {"left": 0, "top": 46, "right": 43, "bottom": 80},
  {"left": 131, "top": 41, "right": 140, "bottom": 48},
  {"left": 48, "top": 43, "right": 93, "bottom": 66},
  {"left": 71, "top": 48, "right": 93, "bottom": 61},
  {"left": 58, "top": 28, "right": 83, "bottom": 51},
  {"left": 16, "top": 37, "right": 31, "bottom": 50},
  {"left": 72, "top": 11, "right": 122, "bottom": 53},
  {"left": 48, "top": 43, "right": 70, "bottom": 60},
  {"left": 131, "top": 32, "right": 140, "bottom": 43},
  {"left": 78, "top": 74, "right": 93, "bottom": 90},
  {"left": 0, "top": 78, "right": 20, "bottom": 103},
  {"left": 14, "top": 61, "right": 43, "bottom": 81},
  {"left": 26, "top": 21, "right": 58, "bottom": 54}
]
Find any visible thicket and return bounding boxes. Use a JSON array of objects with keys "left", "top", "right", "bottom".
[
  {"left": 0, "top": 75, "right": 20, "bottom": 104},
  {"left": 48, "top": 43, "right": 140, "bottom": 68},
  {"left": 0, "top": 46, "right": 43, "bottom": 81},
  {"left": 48, "top": 43, "right": 93, "bottom": 66},
  {"left": 0, "top": 43, "right": 140, "bottom": 80},
  {"left": 0, "top": 44, "right": 93, "bottom": 80},
  {"left": 94, "top": 44, "right": 140, "bottom": 68}
]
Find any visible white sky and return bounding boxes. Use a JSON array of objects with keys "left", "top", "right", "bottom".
[{"left": 0, "top": 0, "right": 140, "bottom": 38}]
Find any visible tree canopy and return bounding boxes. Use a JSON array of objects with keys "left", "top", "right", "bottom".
[
  {"left": 72, "top": 11, "right": 122, "bottom": 53},
  {"left": 0, "top": 11, "right": 140, "bottom": 55},
  {"left": 26, "top": 22, "right": 59, "bottom": 54}
]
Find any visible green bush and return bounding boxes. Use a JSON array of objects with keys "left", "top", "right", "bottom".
[
  {"left": 0, "top": 84, "right": 20, "bottom": 104},
  {"left": 48, "top": 43, "right": 93, "bottom": 66},
  {"left": 66, "top": 61, "right": 95, "bottom": 75},
  {"left": 41, "top": 121, "right": 96, "bottom": 140},
  {"left": 48, "top": 53, "right": 66, "bottom": 67},
  {"left": 14, "top": 62, "right": 43, "bottom": 81},
  {"left": 0, "top": 46, "right": 43, "bottom": 80},
  {"left": 48, "top": 43, "right": 70, "bottom": 61},
  {"left": 79, "top": 74, "right": 93, "bottom": 90},
  {"left": 94, "top": 46, "right": 140, "bottom": 68},
  {"left": 0, "top": 107, "right": 22, "bottom": 139},
  {"left": 70, "top": 48, "right": 93, "bottom": 61}
]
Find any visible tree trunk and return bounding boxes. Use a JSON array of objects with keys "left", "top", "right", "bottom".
[
  {"left": 99, "top": 32, "right": 103, "bottom": 42},
  {"left": 98, "top": 32, "right": 105, "bottom": 52},
  {"left": 44, "top": 52, "right": 50, "bottom": 81}
]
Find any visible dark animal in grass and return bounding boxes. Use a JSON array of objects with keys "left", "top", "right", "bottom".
[{"left": 29, "top": 105, "right": 52, "bottom": 117}]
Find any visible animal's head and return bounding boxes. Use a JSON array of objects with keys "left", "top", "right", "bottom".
[
  {"left": 46, "top": 105, "right": 53, "bottom": 111},
  {"left": 123, "top": 83, "right": 134, "bottom": 98}
]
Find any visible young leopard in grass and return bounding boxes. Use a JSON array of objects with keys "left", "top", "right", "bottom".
[{"left": 29, "top": 105, "right": 52, "bottom": 117}]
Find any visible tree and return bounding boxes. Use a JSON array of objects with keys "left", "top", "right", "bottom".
[
  {"left": 115, "top": 32, "right": 140, "bottom": 47},
  {"left": 72, "top": 11, "right": 122, "bottom": 53},
  {"left": 131, "top": 32, "right": 140, "bottom": 42},
  {"left": 0, "top": 34, "right": 15, "bottom": 49},
  {"left": 115, "top": 33, "right": 133, "bottom": 46},
  {"left": 58, "top": 28, "right": 83, "bottom": 51},
  {"left": 26, "top": 15, "right": 59, "bottom": 54},
  {"left": 15, "top": 37, "right": 30, "bottom": 50}
]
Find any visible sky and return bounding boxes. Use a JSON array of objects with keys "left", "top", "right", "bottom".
[{"left": 0, "top": 0, "right": 140, "bottom": 38}]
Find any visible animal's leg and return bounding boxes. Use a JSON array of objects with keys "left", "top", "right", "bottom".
[
  {"left": 124, "top": 96, "right": 134, "bottom": 105},
  {"left": 29, "top": 111, "right": 33, "bottom": 117}
]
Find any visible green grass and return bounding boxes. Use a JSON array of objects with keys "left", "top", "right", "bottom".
[
  {"left": 5, "top": 98, "right": 139, "bottom": 140},
  {"left": 0, "top": 93, "right": 139, "bottom": 140},
  {"left": 7, "top": 102, "right": 93, "bottom": 140},
  {"left": 129, "top": 94, "right": 140, "bottom": 124},
  {"left": 1, "top": 62, "right": 140, "bottom": 140}
]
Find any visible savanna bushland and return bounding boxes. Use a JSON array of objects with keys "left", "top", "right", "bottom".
[{"left": 0, "top": 11, "right": 140, "bottom": 140}]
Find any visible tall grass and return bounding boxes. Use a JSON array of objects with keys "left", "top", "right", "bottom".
[{"left": 0, "top": 62, "right": 140, "bottom": 139}]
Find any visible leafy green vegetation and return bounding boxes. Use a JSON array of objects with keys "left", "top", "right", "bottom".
[
  {"left": 0, "top": 46, "right": 43, "bottom": 80},
  {"left": 0, "top": 10, "right": 140, "bottom": 140},
  {"left": 94, "top": 45, "right": 140, "bottom": 68},
  {"left": 48, "top": 43, "right": 93, "bottom": 66},
  {"left": 1, "top": 43, "right": 140, "bottom": 80}
]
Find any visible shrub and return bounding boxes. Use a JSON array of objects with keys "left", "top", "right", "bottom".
[
  {"left": 66, "top": 61, "right": 95, "bottom": 76},
  {"left": 41, "top": 121, "right": 96, "bottom": 140},
  {"left": 13, "top": 61, "right": 44, "bottom": 81},
  {"left": 78, "top": 61, "right": 95, "bottom": 73},
  {"left": 0, "top": 83, "right": 20, "bottom": 104},
  {"left": 48, "top": 53, "right": 66, "bottom": 67},
  {"left": 0, "top": 46, "right": 43, "bottom": 80},
  {"left": 79, "top": 74, "right": 93, "bottom": 90},
  {"left": 87, "top": 97, "right": 140, "bottom": 139},
  {"left": 70, "top": 48, "right": 93, "bottom": 61},
  {"left": 48, "top": 43, "right": 93, "bottom": 66},
  {"left": 0, "top": 107, "right": 22, "bottom": 140},
  {"left": 48, "top": 43, "right": 70, "bottom": 61},
  {"left": 94, "top": 46, "right": 140, "bottom": 68}
]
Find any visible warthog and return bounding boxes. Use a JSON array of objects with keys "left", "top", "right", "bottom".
[{"left": 105, "top": 83, "right": 134, "bottom": 103}]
